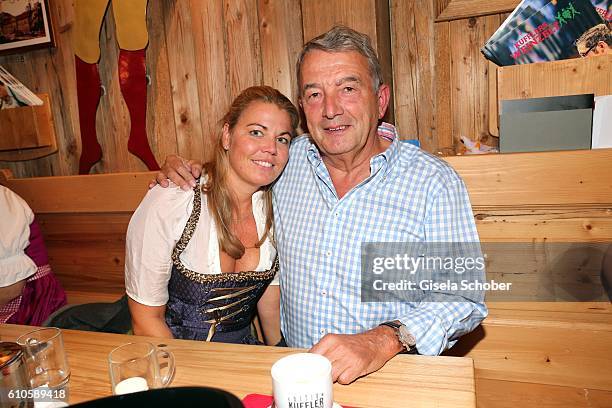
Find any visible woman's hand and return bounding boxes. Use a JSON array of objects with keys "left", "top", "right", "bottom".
[{"left": 149, "top": 155, "right": 203, "bottom": 191}]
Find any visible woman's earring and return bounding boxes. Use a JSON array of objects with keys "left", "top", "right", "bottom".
[{"left": 223, "top": 144, "right": 229, "bottom": 151}]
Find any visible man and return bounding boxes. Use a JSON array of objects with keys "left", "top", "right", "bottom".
[
  {"left": 575, "top": 23, "right": 612, "bottom": 57},
  {"left": 155, "top": 26, "right": 487, "bottom": 384}
]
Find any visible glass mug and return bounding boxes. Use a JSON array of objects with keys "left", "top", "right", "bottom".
[
  {"left": 271, "top": 353, "right": 333, "bottom": 408},
  {"left": 16, "top": 327, "right": 71, "bottom": 392},
  {"left": 108, "top": 342, "right": 175, "bottom": 395}
]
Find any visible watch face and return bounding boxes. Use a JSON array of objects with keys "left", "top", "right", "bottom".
[{"left": 397, "top": 325, "right": 416, "bottom": 346}]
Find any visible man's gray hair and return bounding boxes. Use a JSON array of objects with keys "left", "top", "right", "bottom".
[{"left": 296, "top": 25, "right": 383, "bottom": 93}]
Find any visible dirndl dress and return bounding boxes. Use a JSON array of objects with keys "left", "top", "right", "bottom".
[{"left": 165, "top": 183, "right": 277, "bottom": 344}]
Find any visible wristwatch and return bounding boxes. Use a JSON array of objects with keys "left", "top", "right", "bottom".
[{"left": 379, "top": 321, "right": 418, "bottom": 354}]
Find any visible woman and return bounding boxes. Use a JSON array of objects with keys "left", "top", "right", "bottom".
[
  {"left": 0, "top": 185, "right": 67, "bottom": 325},
  {"left": 125, "top": 86, "right": 298, "bottom": 345}
]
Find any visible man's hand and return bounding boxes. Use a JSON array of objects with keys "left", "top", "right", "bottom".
[
  {"left": 309, "top": 326, "right": 403, "bottom": 384},
  {"left": 149, "top": 155, "right": 203, "bottom": 191}
]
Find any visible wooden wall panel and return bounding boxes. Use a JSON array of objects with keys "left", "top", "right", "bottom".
[
  {"left": 437, "top": 0, "right": 519, "bottom": 21},
  {"left": 301, "top": 0, "right": 378, "bottom": 43},
  {"left": 434, "top": 21, "right": 453, "bottom": 154},
  {"left": 224, "top": 0, "right": 263, "bottom": 100},
  {"left": 0, "top": 0, "right": 79, "bottom": 177},
  {"left": 162, "top": 0, "right": 205, "bottom": 160},
  {"left": 0, "top": 1, "right": 545, "bottom": 176},
  {"left": 448, "top": 15, "right": 501, "bottom": 150},
  {"left": 189, "top": 0, "right": 229, "bottom": 163},
  {"left": 146, "top": 0, "right": 178, "bottom": 166},
  {"left": 258, "top": 0, "right": 304, "bottom": 104}
]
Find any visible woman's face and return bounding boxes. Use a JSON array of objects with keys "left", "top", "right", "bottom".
[{"left": 223, "top": 101, "right": 293, "bottom": 194}]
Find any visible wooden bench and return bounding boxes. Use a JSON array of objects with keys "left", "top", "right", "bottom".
[{"left": 2, "top": 148, "right": 612, "bottom": 406}]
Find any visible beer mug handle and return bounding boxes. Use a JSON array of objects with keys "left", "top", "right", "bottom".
[{"left": 157, "top": 349, "right": 175, "bottom": 387}]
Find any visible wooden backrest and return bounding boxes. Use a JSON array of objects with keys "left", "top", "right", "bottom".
[{"left": 2, "top": 149, "right": 612, "bottom": 303}]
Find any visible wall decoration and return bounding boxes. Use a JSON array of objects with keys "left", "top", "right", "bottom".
[{"left": 0, "top": 0, "right": 54, "bottom": 55}]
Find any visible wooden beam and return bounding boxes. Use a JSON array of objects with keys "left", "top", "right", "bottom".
[
  {"left": 436, "top": 0, "right": 520, "bottom": 22},
  {"left": 497, "top": 57, "right": 612, "bottom": 101},
  {"left": 444, "top": 149, "right": 612, "bottom": 207},
  {"left": 1, "top": 171, "right": 155, "bottom": 213}
]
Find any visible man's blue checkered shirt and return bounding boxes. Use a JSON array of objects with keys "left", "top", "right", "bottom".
[{"left": 272, "top": 123, "right": 487, "bottom": 355}]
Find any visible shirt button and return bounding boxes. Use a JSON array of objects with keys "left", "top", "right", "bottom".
[
  {"left": 321, "top": 290, "right": 327, "bottom": 296},
  {"left": 334, "top": 212, "right": 339, "bottom": 217},
  {"left": 320, "top": 329, "right": 326, "bottom": 335},
  {"left": 326, "top": 250, "right": 332, "bottom": 257}
]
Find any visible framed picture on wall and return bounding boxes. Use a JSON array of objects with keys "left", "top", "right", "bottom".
[{"left": 0, "top": 0, "right": 55, "bottom": 55}]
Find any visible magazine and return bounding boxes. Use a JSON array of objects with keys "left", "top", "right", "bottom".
[
  {"left": 482, "top": 0, "right": 605, "bottom": 66},
  {"left": 0, "top": 65, "right": 42, "bottom": 110}
]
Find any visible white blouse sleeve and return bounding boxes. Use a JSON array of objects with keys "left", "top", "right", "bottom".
[
  {"left": 124, "top": 184, "right": 194, "bottom": 306},
  {"left": 0, "top": 186, "right": 36, "bottom": 287}
]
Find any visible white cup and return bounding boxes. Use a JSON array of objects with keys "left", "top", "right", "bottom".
[{"left": 271, "top": 353, "right": 333, "bottom": 408}]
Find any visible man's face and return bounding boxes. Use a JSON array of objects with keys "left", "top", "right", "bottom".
[
  {"left": 298, "top": 50, "right": 389, "bottom": 161},
  {"left": 578, "top": 40, "right": 612, "bottom": 57}
]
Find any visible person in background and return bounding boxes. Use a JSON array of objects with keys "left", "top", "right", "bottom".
[
  {"left": 0, "top": 185, "right": 67, "bottom": 325},
  {"left": 576, "top": 23, "right": 612, "bottom": 57},
  {"left": 154, "top": 26, "right": 487, "bottom": 384},
  {"left": 125, "top": 86, "right": 298, "bottom": 345}
]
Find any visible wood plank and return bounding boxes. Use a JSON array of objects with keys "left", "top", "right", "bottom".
[
  {"left": 486, "top": 301, "right": 612, "bottom": 314},
  {"left": 224, "top": 0, "right": 263, "bottom": 100},
  {"left": 258, "top": 0, "right": 303, "bottom": 104},
  {"left": 435, "top": 0, "right": 452, "bottom": 18},
  {"left": 476, "top": 378, "right": 612, "bottom": 408},
  {"left": 434, "top": 21, "right": 454, "bottom": 154},
  {"left": 390, "top": 0, "right": 435, "bottom": 147},
  {"left": 0, "top": 171, "right": 154, "bottom": 213},
  {"left": 0, "top": 94, "right": 57, "bottom": 161},
  {"left": 0, "top": 103, "right": 42, "bottom": 151},
  {"left": 189, "top": 0, "right": 229, "bottom": 163},
  {"left": 445, "top": 149, "right": 612, "bottom": 207},
  {"left": 390, "top": 0, "right": 419, "bottom": 142},
  {"left": 497, "top": 57, "right": 612, "bottom": 101},
  {"left": 437, "top": 0, "right": 520, "bottom": 22},
  {"left": 374, "top": 0, "right": 394, "bottom": 124},
  {"left": 484, "top": 307, "right": 612, "bottom": 332},
  {"left": 162, "top": 0, "right": 205, "bottom": 160},
  {"left": 40, "top": 0, "right": 80, "bottom": 176},
  {"left": 301, "top": 0, "right": 378, "bottom": 44},
  {"left": 475, "top": 208, "right": 612, "bottom": 242},
  {"left": 478, "top": 15, "right": 501, "bottom": 147},
  {"left": 146, "top": 0, "right": 178, "bottom": 164},
  {"left": 446, "top": 324, "right": 612, "bottom": 390},
  {"left": 488, "top": 60, "right": 499, "bottom": 136},
  {"left": 450, "top": 18, "right": 476, "bottom": 151}
]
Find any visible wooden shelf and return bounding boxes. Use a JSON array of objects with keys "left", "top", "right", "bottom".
[
  {"left": 489, "top": 56, "right": 612, "bottom": 136},
  {"left": 0, "top": 93, "right": 58, "bottom": 161}
]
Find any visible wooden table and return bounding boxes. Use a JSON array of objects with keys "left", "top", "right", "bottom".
[{"left": 0, "top": 324, "right": 476, "bottom": 407}]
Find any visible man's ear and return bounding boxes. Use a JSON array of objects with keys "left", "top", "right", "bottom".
[
  {"left": 376, "top": 84, "right": 391, "bottom": 119},
  {"left": 221, "top": 123, "right": 231, "bottom": 150},
  {"left": 594, "top": 41, "right": 607, "bottom": 55}
]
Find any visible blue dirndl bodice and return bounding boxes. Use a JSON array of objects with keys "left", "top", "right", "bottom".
[{"left": 165, "top": 182, "right": 277, "bottom": 344}]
